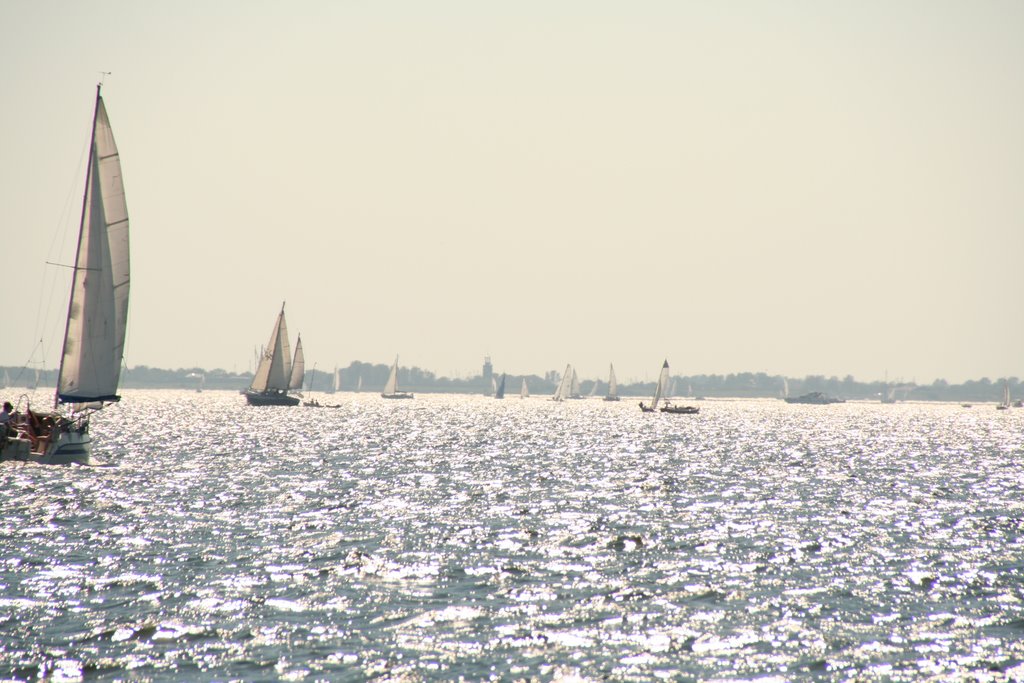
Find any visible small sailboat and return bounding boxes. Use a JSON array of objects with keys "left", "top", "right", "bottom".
[
  {"left": 552, "top": 364, "right": 573, "bottom": 402},
  {"left": 640, "top": 361, "right": 669, "bottom": 412},
  {"left": 2, "top": 84, "right": 131, "bottom": 465},
  {"left": 997, "top": 380, "right": 1011, "bottom": 410},
  {"left": 303, "top": 362, "right": 342, "bottom": 408},
  {"left": 244, "top": 304, "right": 302, "bottom": 406},
  {"left": 187, "top": 372, "right": 205, "bottom": 393},
  {"left": 603, "top": 364, "right": 620, "bottom": 401},
  {"left": 356, "top": 375, "right": 363, "bottom": 393},
  {"left": 520, "top": 377, "right": 529, "bottom": 399},
  {"left": 381, "top": 356, "right": 414, "bottom": 399},
  {"left": 639, "top": 360, "right": 699, "bottom": 414},
  {"left": 570, "top": 368, "right": 583, "bottom": 399},
  {"left": 494, "top": 373, "right": 506, "bottom": 399}
]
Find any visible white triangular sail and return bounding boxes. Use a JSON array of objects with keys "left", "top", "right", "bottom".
[
  {"left": 520, "top": 378, "right": 528, "bottom": 398},
  {"left": 606, "top": 364, "right": 618, "bottom": 399},
  {"left": 553, "top": 364, "right": 573, "bottom": 401},
  {"left": 333, "top": 366, "right": 340, "bottom": 393},
  {"left": 383, "top": 357, "right": 400, "bottom": 395},
  {"left": 288, "top": 335, "right": 305, "bottom": 391},
  {"left": 249, "top": 305, "right": 292, "bottom": 393},
  {"left": 651, "top": 360, "right": 669, "bottom": 410},
  {"left": 1001, "top": 381, "right": 1011, "bottom": 409},
  {"left": 57, "top": 87, "right": 131, "bottom": 405},
  {"left": 570, "top": 368, "right": 581, "bottom": 398}
]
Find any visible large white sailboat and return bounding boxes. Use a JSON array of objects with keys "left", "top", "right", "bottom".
[
  {"left": 603, "top": 364, "right": 620, "bottom": 401},
  {"left": 1, "top": 85, "right": 131, "bottom": 465},
  {"left": 381, "top": 356, "right": 414, "bottom": 399},
  {"left": 244, "top": 304, "right": 302, "bottom": 406}
]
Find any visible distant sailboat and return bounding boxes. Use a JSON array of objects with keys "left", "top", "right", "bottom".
[
  {"left": 356, "top": 375, "right": 363, "bottom": 393},
  {"left": 187, "top": 372, "right": 205, "bottom": 393},
  {"left": 495, "top": 373, "right": 506, "bottom": 399},
  {"left": 997, "top": 380, "right": 1011, "bottom": 410},
  {"left": 382, "top": 356, "right": 414, "bottom": 399},
  {"left": 640, "top": 361, "right": 669, "bottom": 412},
  {"left": 520, "top": 378, "right": 529, "bottom": 399},
  {"left": 603, "top": 364, "right": 620, "bottom": 401},
  {"left": 329, "top": 366, "right": 340, "bottom": 394},
  {"left": 570, "top": 368, "right": 583, "bottom": 399},
  {"left": 640, "top": 360, "right": 698, "bottom": 414},
  {"left": 2, "top": 84, "right": 131, "bottom": 465},
  {"left": 244, "top": 304, "right": 302, "bottom": 406},
  {"left": 588, "top": 379, "right": 599, "bottom": 398},
  {"left": 553, "top": 364, "right": 573, "bottom": 402}
]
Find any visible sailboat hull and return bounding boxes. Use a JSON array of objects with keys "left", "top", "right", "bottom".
[
  {"left": 1, "top": 431, "right": 93, "bottom": 466},
  {"left": 245, "top": 391, "right": 300, "bottom": 407},
  {"left": 381, "top": 393, "right": 414, "bottom": 400}
]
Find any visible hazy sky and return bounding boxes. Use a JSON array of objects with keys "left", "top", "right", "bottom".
[{"left": 2, "top": 1, "right": 1022, "bottom": 384}]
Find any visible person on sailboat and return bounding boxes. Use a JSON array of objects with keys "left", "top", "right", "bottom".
[{"left": 0, "top": 402, "right": 14, "bottom": 437}]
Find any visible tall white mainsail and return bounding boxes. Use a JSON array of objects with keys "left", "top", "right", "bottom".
[
  {"left": 651, "top": 360, "right": 670, "bottom": 410},
  {"left": 249, "top": 305, "right": 292, "bottom": 394},
  {"left": 520, "top": 378, "right": 529, "bottom": 398},
  {"left": 288, "top": 335, "right": 305, "bottom": 391},
  {"left": 383, "top": 357, "right": 400, "bottom": 395},
  {"left": 57, "top": 86, "right": 130, "bottom": 405},
  {"left": 605, "top": 364, "right": 618, "bottom": 400}
]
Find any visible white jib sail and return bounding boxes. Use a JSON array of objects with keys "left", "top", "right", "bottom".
[
  {"left": 288, "top": 335, "right": 305, "bottom": 391},
  {"left": 607, "top": 364, "right": 618, "bottom": 398},
  {"left": 58, "top": 90, "right": 131, "bottom": 404}
]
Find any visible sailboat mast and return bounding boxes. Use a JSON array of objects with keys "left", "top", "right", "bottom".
[{"left": 55, "top": 84, "right": 103, "bottom": 409}]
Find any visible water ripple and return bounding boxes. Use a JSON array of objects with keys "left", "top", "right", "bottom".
[{"left": 2, "top": 391, "right": 1024, "bottom": 680}]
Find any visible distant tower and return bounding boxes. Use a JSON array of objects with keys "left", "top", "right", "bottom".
[{"left": 483, "top": 356, "right": 493, "bottom": 396}]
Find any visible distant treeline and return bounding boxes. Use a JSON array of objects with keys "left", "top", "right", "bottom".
[{"left": 2, "top": 364, "right": 1021, "bottom": 403}]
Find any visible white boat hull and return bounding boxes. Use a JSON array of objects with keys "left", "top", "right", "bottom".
[{"left": 1, "top": 430, "right": 92, "bottom": 465}]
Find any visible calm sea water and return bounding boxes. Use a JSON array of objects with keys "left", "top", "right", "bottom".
[{"left": 1, "top": 390, "right": 1023, "bottom": 681}]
